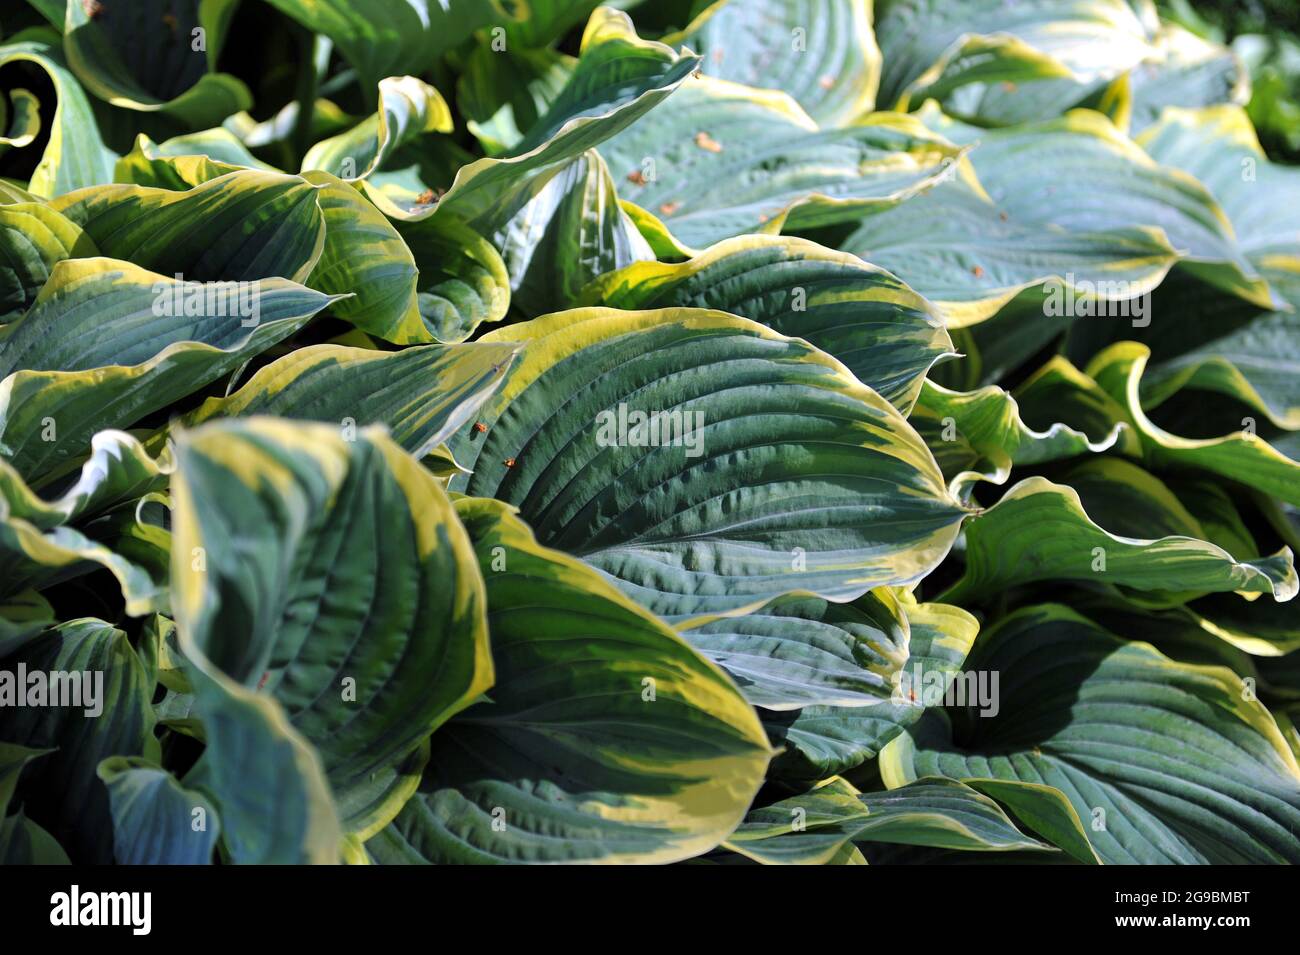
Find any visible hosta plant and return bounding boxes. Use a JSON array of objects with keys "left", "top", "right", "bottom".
[{"left": 0, "top": 0, "right": 1298, "bottom": 866}]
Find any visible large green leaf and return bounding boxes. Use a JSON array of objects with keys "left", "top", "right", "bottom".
[
  {"left": 448, "top": 306, "right": 968, "bottom": 622},
  {"left": 880, "top": 603, "right": 1300, "bottom": 864},
  {"left": 394, "top": 215, "right": 512, "bottom": 343},
  {"left": 170, "top": 418, "right": 492, "bottom": 836},
  {"left": 63, "top": 0, "right": 251, "bottom": 128},
  {"left": 182, "top": 672, "right": 342, "bottom": 864},
  {"left": 875, "top": 0, "right": 1155, "bottom": 123},
  {"left": 0, "top": 257, "right": 337, "bottom": 482},
  {"left": 491, "top": 149, "right": 654, "bottom": 318},
  {"left": 1088, "top": 341, "right": 1300, "bottom": 507},
  {"left": 50, "top": 169, "right": 326, "bottom": 283},
  {"left": 365, "top": 496, "right": 772, "bottom": 864},
  {"left": 97, "top": 756, "right": 221, "bottom": 865},
  {"left": 676, "top": 0, "right": 881, "bottom": 126},
  {"left": 941, "top": 473, "right": 1297, "bottom": 605},
  {"left": 843, "top": 106, "right": 1266, "bottom": 326},
  {"left": 598, "top": 78, "right": 963, "bottom": 249},
  {"left": 759, "top": 593, "right": 978, "bottom": 781},
  {"left": 723, "top": 775, "right": 1052, "bottom": 864},
  {"left": 181, "top": 341, "right": 518, "bottom": 459},
  {"left": 580, "top": 234, "right": 952, "bottom": 412},
  {"left": 301, "top": 75, "right": 453, "bottom": 182},
  {"left": 262, "top": 0, "right": 519, "bottom": 92},
  {"left": 0, "top": 33, "right": 117, "bottom": 197},
  {"left": 681, "top": 588, "right": 909, "bottom": 711},
  {"left": 368, "top": 8, "right": 701, "bottom": 223},
  {"left": 1132, "top": 106, "right": 1300, "bottom": 428},
  {"left": 0, "top": 619, "right": 156, "bottom": 863},
  {"left": 910, "top": 378, "right": 1125, "bottom": 495},
  {"left": 0, "top": 201, "right": 98, "bottom": 324},
  {"left": 456, "top": 42, "right": 574, "bottom": 155}
]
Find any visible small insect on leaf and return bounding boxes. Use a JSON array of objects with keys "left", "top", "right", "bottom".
[
  {"left": 971, "top": 265, "right": 985, "bottom": 278},
  {"left": 659, "top": 201, "right": 682, "bottom": 216},
  {"left": 627, "top": 170, "right": 647, "bottom": 186},
  {"left": 504, "top": 457, "right": 517, "bottom": 468},
  {"left": 818, "top": 75, "right": 835, "bottom": 90},
  {"left": 694, "top": 131, "right": 723, "bottom": 153},
  {"left": 473, "top": 422, "right": 488, "bottom": 433},
  {"left": 414, "top": 188, "right": 441, "bottom": 206}
]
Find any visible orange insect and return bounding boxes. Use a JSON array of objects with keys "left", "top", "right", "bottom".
[
  {"left": 504, "top": 457, "right": 517, "bottom": 468},
  {"left": 971, "top": 265, "right": 985, "bottom": 278},
  {"left": 659, "top": 201, "right": 682, "bottom": 216},
  {"left": 414, "top": 188, "right": 442, "bottom": 206},
  {"left": 694, "top": 131, "right": 723, "bottom": 153},
  {"left": 473, "top": 422, "right": 488, "bottom": 434},
  {"left": 627, "top": 169, "right": 647, "bottom": 186}
]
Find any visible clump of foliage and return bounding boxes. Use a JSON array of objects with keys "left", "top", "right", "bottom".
[{"left": 0, "top": 0, "right": 1298, "bottom": 866}]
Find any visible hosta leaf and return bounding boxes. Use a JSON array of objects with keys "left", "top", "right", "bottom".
[
  {"left": 1128, "top": 25, "right": 1248, "bottom": 133},
  {"left": 0, "top": 810, "right": 70, "bottom": 864},
  {"left": 682, "top": 588, "right": 909, "bottom": 711},
  {"left": 63, "top": 0, "right": 251, "bottom": 128},
  {"left": 115, "top": 129, "right": 277, "bottom": 190},
  {"left": 599, "top": 78, "right": 963, "bottom": 249},
  {"left": 761, "top": 593, "right": 978, "bottom": 781},
  {"left": 676, "top": 0, "right": 881, "bottom": 125},
  {"left": 301, "top": 75, "right": 453, "bottom": 182},
  {"left": 1088, "top": 341, "right": 1300, "bottom": 508},
  {"left": 456, "top": 43, "right": 574, "bottom": 155},
  {"left": 1132, "top": 106, "right": 1300, "bottom": 428},
  {"left": 365, "top": 496, "right": 772, "bottom": 864},
  {"left": 492, "top": 149, "right": 654, "bottom": 318},
  {"left": 301, "top": 170, "right": 428, "bottom": 344},
  {"left": 723, "top": 776, "right": 1052, "bottom": 865},
  {"left": 0, "top": 257, "right": 337, "bottom": 481},
  {"left": 170, "top": 418, "right": 492, "bottom": 836},
  {"left": 371, "top": 8, "right": 701, "bottom": 223},
  {"left": 182, "top": 341, "right": 518, "bottom": 458},
  {"left": 875, "top": 0, "right": 1154, "bottom": 122},
  {"left": 911, "top": 379, "right": 1125, "bottom": 494},
  {"left": 843, "top": 106, "right": 1265, "bottom": 326},
  {"left": 581, "top": 234, "right": 952, "bottom": 412},
  {"left": 0, "top": 33, "right": 116, "bottom": 197},
  {"left": 941, "top": 474, "right": 1297, "bottom": 605},
  {"left": 0, "top": 201, "right": 98, "bottom": 323},
  {"left": 50, "top": 169, "right": 326, "bottom": 284},
  {"left": 0, "top": 590, "right": 54, "bottom": 658},
  {"left": 448, "top": 307, "right": 968, "bottom": 622},
  {"left": 262, "top": 0, "right": 519, "bottom": 92},
  {"left": 394, "top": 215, "right": 511, "bottom": 343},
  {"left": 0, "top": 513, "right": 166, "bottom": 613},
  {"left": 182, "top": 673, "right": 342, "bottom": 864},
  {"left": 97, "top": 756, "right": 220, "bottom": 865},
  {"left": 880, "top": 603, "right": 1300, "bottom": 864},
  {"left": 0, "top": 87, "right": 41, "bottom": 148},
  {"left": 0, "top": 429, "right": 168, "bottom": 529},
  {"left": 0, "top": 619, "right": 156, "bottom": 863}
]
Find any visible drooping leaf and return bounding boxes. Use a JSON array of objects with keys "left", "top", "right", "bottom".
[
  {"left": 63, "top": 0, "right": 252, "bottom": 128},
  {"left": 0, "top": 619, "right": 156, "bottom": 863},
  {"left": 170, "top": 417, "right": 492, "bottom": 836},
  {"left": 97, "top": 756, "right": 221, "bottom": 865},
  {"left": 880, "top": 603, "right": 1300, "bottom": 864},
  {"left": 365, "top": 496, "right": 772, "bottom": 864}
]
